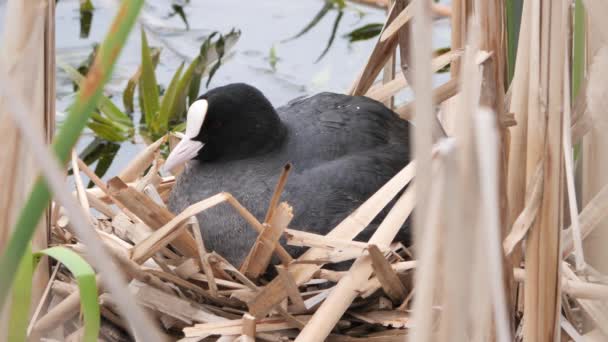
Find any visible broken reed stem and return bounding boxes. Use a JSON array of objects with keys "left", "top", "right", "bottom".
[
  {"left": 189, "top": 217, "right": 218, "bottom": 296},
  {"left": 241, "top": 313, "right": 256, "bottom": 342},
  {"left": 225, "top": 196, "right": 293, "bottom": 265},
  {"left": 264, "top": 163, "right": 292, "bottom": 223},
  {"left": 77, "top": 158, "right": 138, "bottom": 221}
]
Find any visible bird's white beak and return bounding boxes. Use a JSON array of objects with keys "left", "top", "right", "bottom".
[{"left": 163, "top": 99, "right": 208, "bottom": 173}]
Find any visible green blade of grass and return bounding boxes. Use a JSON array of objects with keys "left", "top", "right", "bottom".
[
  {"left": 9, "top": 246, "right": 100, "bottom": 342},
  {"left": 139, "top": 28, "right": 160, "bottom": 132},
  {"left": 158, "top": 62, "right": 184, "bottom": 131},
  {"left": 0, "top": 0, "right": 145, "bottom": 312},
  {"left": 8, "top": 244, "right": 33, "bottom": 342},
  {"left": 35, "top": 247, "right": 100, "bottom": 342}
]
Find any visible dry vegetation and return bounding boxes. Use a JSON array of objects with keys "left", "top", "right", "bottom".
[{"left": 3, "top": 0, "right": 608, "bottom": 341}]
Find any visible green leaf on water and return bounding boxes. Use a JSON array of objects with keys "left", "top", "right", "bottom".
[
  {"left": 283, "top": 1, "right": 333, "bottom": 42},
  {"left": 80, "top": 0, "right": 94, "bottom": 38},
  {"left": 88, "top": 113, "right": 130, "bottom": 142},
  {"left": 206, "top": 34, "right": 225, "bottom": 88},
  {"left": 170, "top": 4, "right": 189, "bottom": 30},
  {"left": 315, "top": 9, "right": 343, "bottom": 63},
  {"left": 269, "top": 44, "right": 279, "bottom": 71},
  {"left": 343, "top": 23, "right": 383, "bottom": 42},
  {"left": 90, "top": 142, "right": 120, "bottom": 186},
  {"left": 171, "top": 56, "right": 200, "bottom": 122},
  {"left": 140, "top": 28, "right": 161, "bottom": 132},
  {"left": 158, "top": 62, "right": 185, "bottom": 131},
  {"left": 123, "top": 48, "right": 161, "bottom": 114},
  {"left": 188, "top": 33, "right": 217, "bottom": 105}
]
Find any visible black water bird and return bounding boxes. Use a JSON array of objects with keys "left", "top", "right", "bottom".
[{"left": 165, "top": 83, "right": 411, "bottom": 267}]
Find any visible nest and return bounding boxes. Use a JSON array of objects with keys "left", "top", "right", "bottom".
[{"left": 34, "top": 134, "right": 415, "bottom": 341}]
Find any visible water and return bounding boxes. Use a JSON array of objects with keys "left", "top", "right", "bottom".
[{"left": 1, "top": 0, "right": 451, "bottom": 180}]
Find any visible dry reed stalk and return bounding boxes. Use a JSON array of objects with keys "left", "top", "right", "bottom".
[
  {"left": 349, "top": 0, "right": 406, "bottom": 95},
  {"left": 394, "top": 78, "right": 459, "bottom": 120},
  {"left": 380, "top": 0, "right": 414, "bottom": 42},
  {"left": 516, "top": 0, "right": 543, "bottom": 334},
  {"left": 381, "top": 0, "right": 397, "bottom": 109},
  {"left": 86, "top": 192, "right": 117, "bottom": 218},
  {"left": 562, "top": 183, "right": 608, "bottom": 256},
  {"left": 130, "top": 193, "right": 228, "bottom": 263},
  {"left": 561, "top": 265, "right": 608, "bottom": 336},
  {"left": 27, "top": 264, "right": 60, "bottom": 336},
  {"left": 505, "top": 0, "right": 531, "bottom": 279},
  {"left": 368, "top": 245, "right": 407, "bottom": 302},
  {"left": 108, "top": 177, "right": 199, "bottom": 258},
  {"left": 188, "top": 217, "right": 218, "bottom": 296},
  {"left": 0, "top": 1, "right": 50, "bottom": 331},
  {"left": 285, "top": 228, "right": 388, "bottom": 253},
  {"left": 437, "top": 25, "right": 482, "bottom": 342},
  {"left": 523, "top": 2, "right": 566, "bottom": 341},
  {"left": 224, "top": 196, "right": 293, "bottom": 265},
  {"left": 365, "top": 49, "right": 461, "bottom": 103},
  {"left": 474, "top": 108, "right": 511, "bottom": 342},
  {"left": 184, "top": 316, "right": 311, "bottom": 338},
  {"left": 581, "top": 17, "right": 608, "bottom": 276},
  {"left": 77, "top": 158, "right": 139, "bottom": 221},
  {"left": 119, "top": 135, "right": 166, "bottom": 183},
  {"left": 449, "top": 0, "right": 467, "bottom": 80},
  {"left": 476, "top": 1, "right": 514, "bottom": 327},
  {"left": 410, "top": 150, "right": 447, "bottom": 342},
  {"left": 408, "top": 0, "right": 434, "bottom": 283},
  {"left": 502, "top": 162, "right": 543, "bottom": 255},
  {"left": 241, "top": 313, "right": 256, "bottom": 342},
  {"left": 513, "top": 267, "right": 608, "bottom": 300},
  {"left": 240, "top": 203, "right": 293, "bottom": 279},
  {"left": 562, "top": 42, "right": 585, "bottom": 270}
]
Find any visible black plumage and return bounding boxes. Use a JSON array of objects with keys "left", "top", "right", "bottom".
[{"left": 168, "top": 83, "right": 411, "bottom": 267}]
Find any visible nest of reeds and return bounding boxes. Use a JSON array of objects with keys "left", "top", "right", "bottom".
[{"left": 33, "top": 131, "right": 415, "bottom": 341}]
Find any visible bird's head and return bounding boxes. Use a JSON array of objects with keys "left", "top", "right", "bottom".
[{"left": 163, "top": 83, "right": 283, "bottom": 172}]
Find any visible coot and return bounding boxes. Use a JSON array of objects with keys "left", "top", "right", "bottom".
[{"left": 165, "top": 83, "right": 411, "bottom": 267}]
